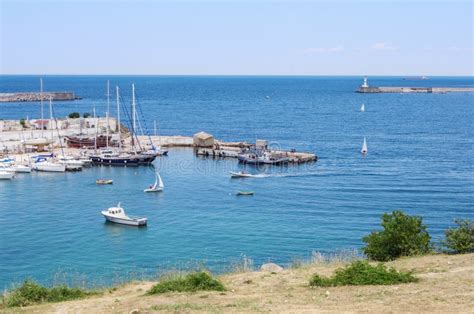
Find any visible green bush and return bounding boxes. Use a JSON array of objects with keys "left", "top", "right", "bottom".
[
  {"left": 147, "top": 271, "right": 225, "bottom": 295},
  {"left": 363, "top": 210, "right": 431, "bottom": 261},
  {"left": 444, "top": 219, "right": 474, "bottom": 254},
  {"left": 83, "top": 112, "right": 91, "bottom": 118},
  {"left": 3, "top": 280, "right": 96, "bottom": 307},
  {"left": 19, "top": 118, "right": 26, "bottom": 128},
  {"left": 309, "top": 261, "right": 417, "bottom": 287},
  {"left": 68, "top": 112, "right": 80, "bottom": 119}
]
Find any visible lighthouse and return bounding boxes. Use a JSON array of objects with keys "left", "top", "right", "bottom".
[{"left": 361, "top": 76, "right": 369, "bottom": 88}]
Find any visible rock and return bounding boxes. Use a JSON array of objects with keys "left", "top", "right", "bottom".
[
  {"left": 130, "top": 310, "right": 140, "bottom": 314},
  {"left": 260, "top": 263, "right": 284, "bottom": 273}
]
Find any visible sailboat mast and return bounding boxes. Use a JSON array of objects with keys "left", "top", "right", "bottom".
[
  {"left": 154, "top": 120, "right": 157, "bottom": 137},
  {"left": 48, "top": 96, "right": 54, "bottom": 148},
  {"left": 116, "top": 86, "right": 121, "bottom": 151},
  {"left": 106, "top": 81, "right": 110, "bottom": 148},
  {"left": 40, "top": 78, "right": 44, "bottom": 138},
  {"left": 131, "top": 83, "right": 136, "bottom": 148}
]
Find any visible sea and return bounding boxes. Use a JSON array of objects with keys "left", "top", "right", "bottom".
[{"left": 0, "top": 75, "right": 473, "bottom": 289}]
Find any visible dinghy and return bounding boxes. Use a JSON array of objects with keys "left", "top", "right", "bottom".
[
  {"left": 96, "top": 179, "right": 113, "bottom": 185},
  {"left": 360, "top": 103, "right": 365, "bottom": 112},
  {"left": 144, "top": 171, "right": 164, "bottom": 192},
  {"left": 361, "top": 137, "right": 368, "bottom": 155},
  {"left": 236, "top": 191, "right": 254, "bottom": 196},
  {"left": 101, "top": 203, "right": 147, "bottom": 226},
  {"left": 230, "top": 171, "right": 253, "bottom": 178}
]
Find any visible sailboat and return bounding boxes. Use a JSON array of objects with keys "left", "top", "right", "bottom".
[
  {"left": 144, "top": 171, "right": 164, "bottom": 192},
  {"left": 361, "top": 137, "right": 368, "bottom": 155},
  {"left": 360, "top": 103, "right": 365, "bottom": 112}
]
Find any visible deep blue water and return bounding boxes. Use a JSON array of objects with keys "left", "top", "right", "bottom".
[{"left": 0, "top": 76, "right": 473, "bottom": 289}]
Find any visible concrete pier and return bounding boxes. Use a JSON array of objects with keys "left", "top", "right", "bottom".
[
  {"left": 356, "top": 76, "right": 474, "bottom": 93},
  {"left": 0, "top": 92, "right": 80, "bottom": 102}
]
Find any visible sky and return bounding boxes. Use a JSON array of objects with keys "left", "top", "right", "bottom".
[{"left": 0, "top": 1, "right": 473, "bottom": 76}]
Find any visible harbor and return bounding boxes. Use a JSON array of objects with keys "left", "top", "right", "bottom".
[
  {"left": 0, "top": 91, "right": 80, "bottom": 102},
  {"left": 356, "top": 77, "right": 474, "bottom": 93}
]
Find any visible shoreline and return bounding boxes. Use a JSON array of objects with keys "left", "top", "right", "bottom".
[{"left": 2, "top": 253, "right": 472, "bottom": 313}]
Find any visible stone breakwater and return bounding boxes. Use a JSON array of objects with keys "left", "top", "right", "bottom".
[
  {"left": 357, "top": 86, "right": 474, "bottom": 93},
  {"left": 0, "top": 92, "right": 80, "bottom": 102}
]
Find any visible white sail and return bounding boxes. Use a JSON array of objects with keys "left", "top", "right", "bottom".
[
  {"left": 157, "top": 172, "right": 164, "bottom": 189},
  {"left": 144, "top": 170, "right": 164, "bottom": 192},
  {"left": 360, "top": 103, "right": 365, "bottom": 112},
  {"left": 361, "top": 137, "right": 368, "bottom": 154}
]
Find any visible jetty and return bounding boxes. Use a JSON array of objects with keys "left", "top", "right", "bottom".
[
  {"left": 0, "top": 92, "right": 80, "bottom": 102},
  {"left": 356, "top": 77, "right": 474, "bottom": 93}
]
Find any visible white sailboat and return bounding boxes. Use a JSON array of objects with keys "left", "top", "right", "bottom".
[
  {"left": 360, "top": 103, "right": 365, "bottom": 112},
  {"left": 144, "top": 171, "right": 164, "bottom": 192},
  {"left": 361, "top": 137, "right": 368, "bottom": 155}
]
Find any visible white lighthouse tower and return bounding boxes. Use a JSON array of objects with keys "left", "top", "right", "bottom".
[{"left": 361, "top": 76, "right": 369, "bottom": 88}]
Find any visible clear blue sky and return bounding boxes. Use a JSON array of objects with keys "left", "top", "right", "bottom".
[{"left": 1, "top": 1, "right": 473, "bottom": 75}]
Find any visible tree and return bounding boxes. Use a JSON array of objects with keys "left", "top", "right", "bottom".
[
  {"left": 68, "top": 112, "right": 80, "bottom": 119},
  {"left": 83, "top": 112, "right": 91, "bottom": 118},
  {"left": 444, "top": 219, "right": 474, "bottom": 254},
  {"left": 19, "top": 118, "right": 26, "bottom": 128},
  {"left": 363, "top": 210, "right": 431, "bottom": 261}
]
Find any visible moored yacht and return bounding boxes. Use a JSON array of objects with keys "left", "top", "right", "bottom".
[{"left": 101, "top": 203, "right": 147, "bottom": 226}]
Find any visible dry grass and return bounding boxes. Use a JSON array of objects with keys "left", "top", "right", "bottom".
[{"left": 2, "top": 253, "right": 473, "bottom": 313}]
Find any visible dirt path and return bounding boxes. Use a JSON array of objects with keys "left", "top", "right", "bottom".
[{"left": 3, "top": 253, "right": 473, "bottom": 313}]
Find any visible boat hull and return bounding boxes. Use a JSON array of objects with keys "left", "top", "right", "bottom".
[
  {"left": 91, "top": 157, "right": 139, "bottom": 167},
  {"left": 102, "top": 214, "right": 147, "bottom": 226},
  {"left": 0, "top": 172, "right": 14, "bottom": 180},
  {"left": 33, "top": 163, "right": 66, "bottom": 172}
]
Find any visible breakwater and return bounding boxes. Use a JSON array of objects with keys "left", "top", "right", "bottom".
[
  {"left": 0, "top": 92, "right": 80, "bottom": 102},
  {"left": 357, "top": 86, "right": 474, "bottom": 93}
]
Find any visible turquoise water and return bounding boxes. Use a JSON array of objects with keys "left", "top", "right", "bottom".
[{"left": 0, "top": 76, "right": 473, "bottom": 289}]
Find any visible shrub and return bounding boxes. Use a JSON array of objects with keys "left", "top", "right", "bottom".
[
  {"left": 309, "top": 260, "right": 417, "bottom": 287},
  {"left": 83, "top": 112, "right": 91, "bottom": 118},
  {"left": 147, "top": 271, "right": 225, "bottom": 295},
  {"left": 68, "top": 112, "right": 80, "bottom": 119},
  {"left": 3, "top": 280, "right": 95, "bottom": 307},
  {"left": 19, "top": 118, "right": 26, "bottom": 128},
  {"left": 363, "top": 210, "right": 431, "bottom": 261},
  {"left": 444, "top": 219, "right": 474, "bottom": 254}
]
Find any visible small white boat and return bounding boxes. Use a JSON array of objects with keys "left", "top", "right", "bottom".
[
  {"left": 57, "top": 155, "right": 83, "bottom": 171},
  {"left": 361, "top": 137, "right": 368, "bottom": 155},
  {"left": 230, "top": 171, "right": 253, "bottom": 178},
  {"left": 360, "top": 103, "right": 365, "bottom": 112},
  {"left": 0, "top": 164, "right": 16, "bottom": 174},
  {"left": 101, "top": 203, "right": 147, "bottom": 226},
  {"left": 32, "top": 158, "right": 66, "bottom": 172},
  {"left": 12, "top": 164, "right": 31, "bottom": 173},
  {"left": 0, "top": 171, "right": 14, "bottom": 180},
  {"left": 144, "top": 171, "right": 164, "bottom": 192}
]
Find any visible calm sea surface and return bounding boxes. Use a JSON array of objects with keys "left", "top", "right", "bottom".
[{"left": 0, "top": 76, "right": 473, "bottom": 289}]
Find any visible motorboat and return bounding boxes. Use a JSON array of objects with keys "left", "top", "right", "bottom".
[
  {"left": 230, "top": 171, "right": 253, "bottom": 178},
  {"left": 96, "top": 179, "right": 113, "bottom": 185},
  {"left": 57, "top": 155, "right": 83, "bottom": 171},
  {"left": 236, "top": 191, "right": 254, "bottom": 196},
  {"left": 0, "top": 171, "right": 14, "bottom": 180},
  {"left": 144, "top": 171, "right": 164, "bottom": 192},
  {"left": 32, "top": 157, "right": 66, "bottom": 172},
  {"left": 101, "top": 203, "right": 147, "bottom": 226},
  {"left": 0, "top": 164, "right": 16, "bottom": 174},
  {"left": 12, "top": 164, "right": 31, "bottom": 173}
]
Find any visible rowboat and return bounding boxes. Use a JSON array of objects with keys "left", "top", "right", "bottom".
[
  {"left": 96, "top": 179, "right": 113, "bottom": 185},
  {"left": 236, "top": 191, "right": 254, "bottom": 196}
]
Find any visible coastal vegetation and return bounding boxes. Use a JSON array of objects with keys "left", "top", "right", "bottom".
[
  {"left": 68, "top": 112, "right": 80, "bottom": 119},
  {"left": 83, "top": 112, "right": 91, "bottom": 118},
  {"left": 147, "top": 271, "right": 225, "bottom": 295},
  {"left": 1, "top": 280, "right": 97, "bottom": 307},
  {"left": 363, "top": 210, "right": 432, "bottom": 261},
  {"left": 444, "top": 219, "right": 474, "bottom": 254},
  {"left": 309, "top": 260, "right": 417, "bottom": 287}
]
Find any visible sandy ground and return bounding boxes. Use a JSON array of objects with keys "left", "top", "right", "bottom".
[{"left": 2, "top": 253, "right": 473, "bottom": 313}]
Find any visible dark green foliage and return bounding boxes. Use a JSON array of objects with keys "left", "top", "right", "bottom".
[
  {"left": 19, "top": 118, "right": 26, "bottom": 128},
  {"left": 363, "top": 210, "right": 431, "bottom": 261},
  {"left": 3, "top": 280, "right": 96, "bottom": 307},
  {"left": 309, "top": 261, "right": 417, "bottom": 287},
  {"left": 147, "top": 271, "right": 225, "bottom": 295},
  {"left": 444, "top": 219, "right": 474, "bottom": 254},
  {"left": 68, "top": 112, "right": 80, "bottom": 119},
  {"left": 83, "top": 112, "right": 91, "bottom": 118}
]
